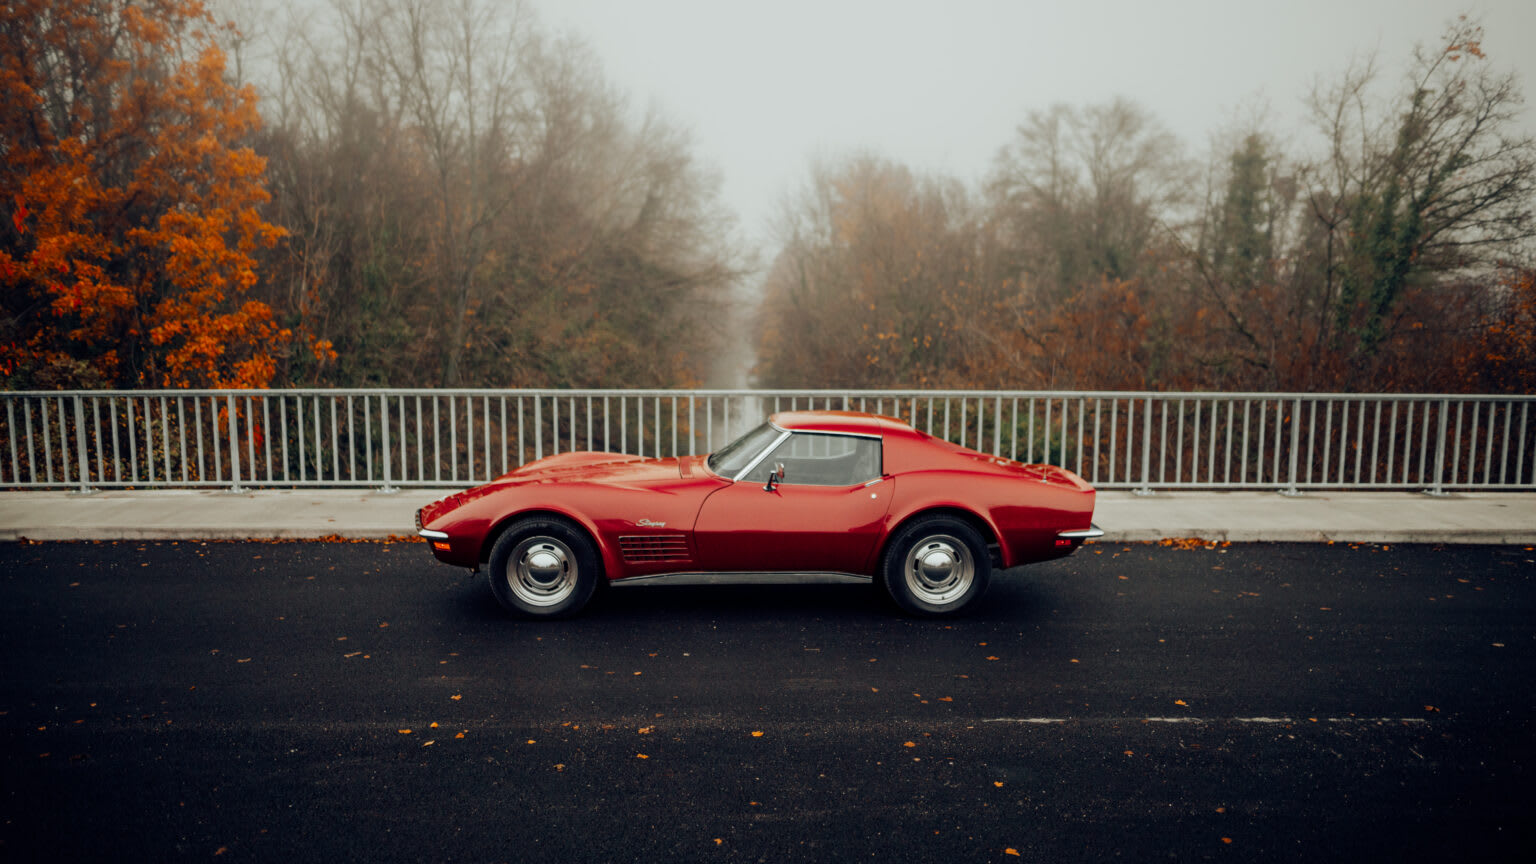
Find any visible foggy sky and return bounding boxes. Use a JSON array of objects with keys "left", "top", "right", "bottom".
[{"left": 540, "top": 0, "right": 1536, "bottom": 249}]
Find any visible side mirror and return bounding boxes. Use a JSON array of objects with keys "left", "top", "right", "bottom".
[{"left": 763, "top": 462, "right": 785, "bottom": 491}]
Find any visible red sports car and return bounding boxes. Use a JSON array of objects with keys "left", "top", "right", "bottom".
[{"left": 416, "top": 410, "right": 1101, "bottom": 617}]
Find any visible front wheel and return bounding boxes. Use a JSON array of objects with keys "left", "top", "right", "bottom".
[
  {"left": 487, "top": 517, "right": 601, "bottom": 618},
  {"left": 880, "top": 516, "right": 991, "bottom": 617}
]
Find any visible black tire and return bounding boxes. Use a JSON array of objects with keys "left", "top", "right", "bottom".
[
  {"left": 486, "top": 517, "right": 601, "bottom": 619},
  {"left": 879, "top": 515, "right": 991, "bottom": 617}
]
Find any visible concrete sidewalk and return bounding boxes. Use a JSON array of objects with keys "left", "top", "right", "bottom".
[{"left": 0, "top": 488, "right": 1532, "bottom": 544}]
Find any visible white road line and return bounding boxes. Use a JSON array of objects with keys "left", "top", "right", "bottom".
[{"left": 982, "top": 716, "right": 1432, "bottom": 725}]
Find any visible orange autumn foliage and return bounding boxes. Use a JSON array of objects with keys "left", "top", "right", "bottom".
[
  {"left": 1470, "top": 267, "right": 1536, "bottom": 394},
  {"left": 0, "top": 0, "right": 287, "bottom": 388}
]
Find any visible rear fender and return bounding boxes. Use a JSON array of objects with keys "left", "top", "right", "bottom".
[{"left": 874, "top": 505, "right": 1002, "bottom": 573}]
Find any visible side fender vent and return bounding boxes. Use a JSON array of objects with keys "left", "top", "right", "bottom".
[{"left": 618, "top": 535, "right": 692, "bottom": 564}]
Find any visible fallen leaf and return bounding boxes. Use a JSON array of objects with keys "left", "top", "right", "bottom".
[
  {"left": 399, "top": 729, "right": 411, "bottom": 735},
  {"left": 450, "top": 694, "right": 462, "bottom": 701},
  {"left": 422, "top": 740, "right": 434, "bottom": 747},
  {"left": 993, "top": 781, "right": 1004, "bottom": 788},
  {"left": 903, "top": 741, "right": 916, "bottom": 748},
  {"left": 1175, "top": 700, "right": 1188, "bottom": 707},
  {"left": 1005, "top": 849, "right": 1020, "bottom": 857},
  {"left": 1222, "top": 838, "right": 1233, "bottom": 845},
  {"left": 751, "top": 731, "right": 764, "bottom": 738},
  {"left": 636, "top": 753, "right": 649, "bottom": 759},
  {"left": 986, "top": 656, "right": 999, "bottom": 661}
]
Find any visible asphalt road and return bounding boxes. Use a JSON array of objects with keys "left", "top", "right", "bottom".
[{"left": 2, "top": 540, "right": 1532, "bottom": 863}]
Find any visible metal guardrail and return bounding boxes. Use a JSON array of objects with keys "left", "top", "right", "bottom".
[{"left": 1, "top": 389, "right": 1532, "bottom": 494}]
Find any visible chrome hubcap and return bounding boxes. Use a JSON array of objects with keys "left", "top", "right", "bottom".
[
  {"left": 507, "top": 536, "right": 577, "bottom": 607},
  {"left": 904, "top": 535, "right": 974, "bottom": 605}
]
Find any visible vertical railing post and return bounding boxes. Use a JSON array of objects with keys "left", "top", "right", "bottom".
[
  {"left": 1135, "top": 396, "right": 1154, "bottom": 495},
  {"left": 72, "top": 395, "right": 92, "bottom": 494},
  {"left": 1280, "top": 397, "right": 1302, "bottom": 496},
  {"left": 226, "top": 393, "right": 243, "bottom": 492},
  {"left": 380, "top": 393, "right": 395, "bottom": 492},
  {"left": 1427, "top": 398, "right": 1450, "bottom": 496}
]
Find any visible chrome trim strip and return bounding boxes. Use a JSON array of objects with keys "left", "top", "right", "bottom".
[
  {"left": 788, "top": 429, "right": 883, "bottom": 440},
  {"left": 418, "top": 528, "right": 450, "bottom": 541},
  {"left": 1056, "top": 524, "right": 1104, "bottom": 540},
  {"left": 610, "top": 570, "right": 873, "bottom": 586},
  {"left": 731, "top": 427, "right": 792, "bottom": 482}
]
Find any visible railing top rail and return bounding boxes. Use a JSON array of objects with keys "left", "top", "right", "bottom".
[{"left": 3, "top": 388, "right": 1534, "bottom": 402}]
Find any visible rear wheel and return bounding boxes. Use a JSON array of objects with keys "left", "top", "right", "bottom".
[
  {"left": 487, "top": 517, "right": 600, "bottom": 618},
  {"left": 880, "top": 516, "right": 991, "bottom": 617}
]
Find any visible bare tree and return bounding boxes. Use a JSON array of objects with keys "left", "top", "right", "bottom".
[
  {"left": 230, "top": 0, "right": 743, "bottom": 386},
  {"left": 989, "top": 98, "right": 1191, "bottom": 300}
]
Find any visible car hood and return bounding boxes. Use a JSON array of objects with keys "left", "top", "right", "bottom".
[
  {"left": 495, "top": 450, "right": 701, "bottom": 490},
  {"left": 418, "top": 451, "right": 717, "bottom": 530}
]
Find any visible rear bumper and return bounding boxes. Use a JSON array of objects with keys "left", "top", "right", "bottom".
[{"left": 1056, "top": 524, "right": 1104, "bottom": 541}]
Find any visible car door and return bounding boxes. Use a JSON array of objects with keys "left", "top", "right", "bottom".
[{"left": 693, "top": 432, "right": 892, "bottom": 574}]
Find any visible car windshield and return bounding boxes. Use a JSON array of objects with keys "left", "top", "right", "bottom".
[{"left": 706, "top": 422, "right": 782, "bottom": 477}]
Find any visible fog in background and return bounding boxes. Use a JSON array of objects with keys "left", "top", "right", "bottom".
[
  {"left": 199, "top": 0, "right": 1535, "bottom": 391},
  {"left": 538, "top": 0, "right": 1536, "bottom": 246}
]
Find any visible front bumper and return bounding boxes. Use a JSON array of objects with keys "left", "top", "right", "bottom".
[
  {"left": 416, "top": 506, "right": 451, "bottom": 554},
  {"left": 415, "top": 506, "right": 449, "bottom": 540}
]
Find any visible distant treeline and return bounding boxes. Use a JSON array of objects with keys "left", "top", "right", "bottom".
[
  {"left": 2, "top": 2, "right": 1531, "bottom": 394},
  {"left": 756, "top": 17, "right": 1535, "bottom": 394}
]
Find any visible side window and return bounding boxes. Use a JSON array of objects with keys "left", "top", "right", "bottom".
[{"left": 744, "top": 433, "right": 881, "bottom": 487}]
